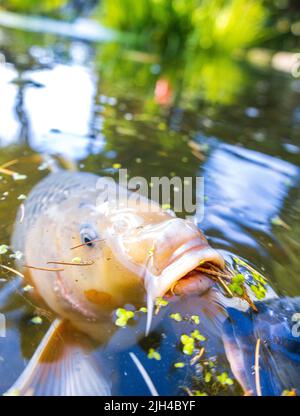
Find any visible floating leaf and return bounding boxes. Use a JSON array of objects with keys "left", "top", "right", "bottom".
[
  {"left": 147, "top": 348, "right": 161, "bottom": 361},
  {"left": 12, "top": 173, "right": 27, "bottom": 181},
  {"left": 194, "top": 391, "right": 208, "bottom": 396},
  {"left": 217, "top": 372, "right": 234, "bottom": 386},
  {"left": 17, "top": 194, "right": 27, "bottom": 200},
  {"left": 0, "top": 245, "right": 9, "bottom": 255},
  {"left": 250, "top": 283, "right": 266, "bottom": 300},
  {"left": 191, "top": 315, "right": 200, "bottom": 325},
  {"left": 191, "top": 329, "right": 206, "bottom": 342},
  {"left": 9, "top": 251, "right": 23, "bottom": 260},
  {"left": 112, "top": 163, "right": 122, "bottom": 169},
  {"left": 204, "top": 372, "right": 212, "bottom": 383},
  {"left": 174, "top": 362, "right": 185, "bottom": 368},
  {"left": 23, "top": 285, "right": 33, "bottom": 292},
  {"left": 115, "top": 308, "right": 135, "bottom": 327},
  {"left": 180, "top": 334, "right": 195, "bottom": 355},
  {"left": 31, "top": 316, "right": 43, "bottom": 325},
  {"left": 170, "top": 313, "right": 182, "bottom": 322},
  {"left": 155, "top": 297, "right": 168, "bottom": 307}
]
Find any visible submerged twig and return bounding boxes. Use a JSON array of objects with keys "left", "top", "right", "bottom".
[
  {"left": 195, "top": 266, "right": 232, "bottom": 281},
  {"left": 0, "top": 264, "right": 24, "bottom": 278},
  {"left": 129, "top": 352, "right": 159, "bottom": 396},
  {"left": 215, "top": 275, "right": 234, "bottom": 297},
  {"left": 182, "top": 387, "right": 194, "bottom": 396},
  {"left": 190, "top": 347, "right": 205, "bottom": 365},
  {"left": 24, "top": 265, "right": 65, "bottom": 272},
  {"left": 47, "top": 260, "right": 94, "bottom": 266},
  {"left": 196, "top": 266, "right": 234, "bottom": 297},
  {"left": 0, "top": 167, "right": 17, "bottom": 176},
  {"left": 0, "top": 159, "right": 19, "bottom": 169},
  {"left": 255, "top": 338, "right": 262, "bottom": 397}
]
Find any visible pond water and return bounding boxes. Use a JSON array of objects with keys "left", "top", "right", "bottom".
[{"left": 0, "top": 23, "right": 300, "bottom": 396}]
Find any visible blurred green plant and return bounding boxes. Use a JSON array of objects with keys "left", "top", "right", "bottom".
[
  {"left": 95, "top": 42, "right": 250, "bottom": 106},
  {"left": 96, "top": 0, "right": 268, "bottom": 55},
  {"left": 0, "top": 0, "right": 68, "bottom": 14}
]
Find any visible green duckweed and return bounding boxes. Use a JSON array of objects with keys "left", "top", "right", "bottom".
[
  {"left": 147, "top": 348, "right": 161, "bottom": 361},
  {"left": 115, "top": 308, "right": 135, "bottom": 327}
]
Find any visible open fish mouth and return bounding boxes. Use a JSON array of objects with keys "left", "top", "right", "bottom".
[
  {"left": 168, "top": 268, "right": 215, "bottom": 297},
  {"left": 148, "top": 244, "right": 225, "bottom": 299},
  {"left": 144, "top": 242, "right": 225, "bottom": 335}
]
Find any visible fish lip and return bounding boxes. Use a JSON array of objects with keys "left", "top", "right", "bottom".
[{"left": 146, "top": 244, "right": 225, "bottom": 300}]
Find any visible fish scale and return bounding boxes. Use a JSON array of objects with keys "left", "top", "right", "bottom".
[{"left": 13, "top": 171, "right": 99, "bottom": 253}]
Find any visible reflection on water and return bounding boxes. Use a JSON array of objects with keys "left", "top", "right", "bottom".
[{"left": 0, "top": 25, "right": 300, "bottom": 395}]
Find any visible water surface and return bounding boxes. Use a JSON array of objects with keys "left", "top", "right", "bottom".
[{"left": 0, "top": 24, "right": 300, "bottom": 396}]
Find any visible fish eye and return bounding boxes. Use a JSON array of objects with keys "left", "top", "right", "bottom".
[{"left": 80, "top": 225, "right": 99, "bottom": 247}]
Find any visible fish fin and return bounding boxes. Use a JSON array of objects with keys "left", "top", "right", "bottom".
[
  {"left": 222, "top": 297, "right": 300, "bottom": 396},
  {"left": 5, "top": 319, "right": 111, "bottom": 396}
]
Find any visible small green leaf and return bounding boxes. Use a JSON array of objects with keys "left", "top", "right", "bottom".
[
  {"left": 180, "top": 334, "right": 195, "bottom": 355},
  {"left": 174, "top": 362, "right": 185, "bottom": 368},
  {"left": 250, "top": 284, "right": 266, "bottom": 300},
  {"left": 139, "top": 307, "right": 147, "bottom": 313},
  {"left": 194, "top": 391, "right": 208, "bottom": 396},
  {"left": 155, "top": 297, "right": 169, "bottom": 307},
  {"left": 112, "top": 163, "right": 122, "bottom": 169},
  {"left": 147, "top": 348, "right": 161, "bottom": 361},
  {"left": 204, "top": 372, "right": 212, "bottom": 383},
  {"left": 23, "top": 285, "right": 33, "bottom": 292},
  {"left": 0, "top": 244, "right": 9, "bottom": 255},
  {"left": 232, "top": 274, "right": 245, "bottom": 284},
  {"left": 115, "top": 308, "right": 135, "bottom": 327},
  {"left": 31, "top": 316, "right": 42, "bottom": 325},
  {"left": 217, "top": 372, "right": 234, "bottom": 386},
  {"left": 170, "top": 313, "right": 182, "bottom": 322},
  {"left": 191, "top": 315, "right": 200, "bottom": 325},
  {"left": 228, "top": 283, "right": 244, "bottom": 296},
  {"left": 191, "top": 329, "right": 206, "bottom": 342}
]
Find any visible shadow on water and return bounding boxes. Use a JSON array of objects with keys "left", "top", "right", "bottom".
[{"left": 0, "top": 24, "right": 300, "bottom": 395}]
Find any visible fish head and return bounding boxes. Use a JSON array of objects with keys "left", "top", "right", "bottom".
[
  {"left": 23, "top": 181, "right": 223, "bottom": 339},
  {"left": 67, "top": 192, "right": 224, "bottom": 330}
]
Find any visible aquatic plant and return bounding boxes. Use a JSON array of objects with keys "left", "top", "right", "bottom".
[
  {"left": 1, "top": 0, "right": 68, "bottom": 15},
  {"left": 96, "top": 0, "right": 268, "bottom": 55},
  {"left": 147, "top": 348, "right": 161, "bottom": 360},
  {"left": 115, "top": 307, "right": 135, "bottom": 327}
]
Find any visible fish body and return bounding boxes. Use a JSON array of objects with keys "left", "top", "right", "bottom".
[
  {"left": 8, "top": 170, "right": 300, "bottom": 396},
  {"left": 12, "top": 170, "right": 223, "bottom": 343}
]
